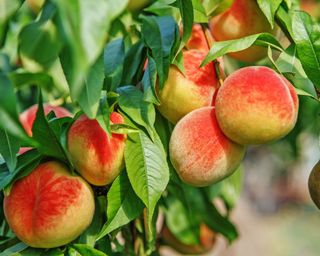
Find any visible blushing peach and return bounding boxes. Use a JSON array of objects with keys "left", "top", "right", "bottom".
[
  {"left": 210, "top": 0, "right": 273, "bottom": 62},
  {"left": 169, "top": 107, "right": 245, "bottom": 187},
  {"left": 157, "top": 50, "right": 219, "bottom": 124},
  {"left": 67, "top": 112, "right": 126, "bottom": 186},
  {"left": 4, "top": 161, "right": 95, "bottom": 248},
  {"left": 215, "top": 66, "right": 299, "bottom": 145},
  {"left": 186, "top": 24, "right": 209, "bottom": 51},
  {"left": 20, "top": 104, "right": 72, "bottom": 136}
]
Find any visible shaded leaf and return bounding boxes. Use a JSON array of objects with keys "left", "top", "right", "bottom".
[
  {"left": 54, "top": 0, "right": 127, "bottom": 99},
  {"left": 142, "top": 55, "right": 160, "bottom": 105},
  {"left": 202, "top": 33, "right": 283, "bottom": 66},
  {"left": 125, "top": 131, "right": 169, "bottom": 236},
  {"left": 291, "top": 11, "right": 320, "bottom": 89},
  {"left": 97, "top": 171, "right": 144, "bottom": 240},
  {"left": 104, "top": 39, "right": 125, "bottom": 92},
  {"left": 69, "top": 244, "right": 107, "bottom": 256},
  {"left": 0, "top": 129, "right": 19, "bottom": 172},
  {"left": 141, "top": 15, "right": 179, "bottom": 88},
  {"left": 0, "top": 74, "right": 31, "bottom": 143},
  {"left": 118, "top": 86, "right": 156, "bottom": 140},
  {"left": 78, "top": 55, "right": 105, "bottom": 119},
  {"left": 257, "top": 0, "right": 282, "bottom": 28}
]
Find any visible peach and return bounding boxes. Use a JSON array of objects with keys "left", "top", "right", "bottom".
[
  {"left": 169, "top": 107, "right": 245, "bottom": 187},
  {"left": 4, "top": 161, "right": 95, "bottom": 248},
  {"left": 301, "top": 0, "right": 320, "bottom": 18},
  {"left": 209, "top": 0, "right": 273, "bottom": 62},
  {"left": 185, "top": 24, "right": 209, "bottom": 51},
  {"left": 157, "top": 50, "right": 219, "bottom": 124},
  {"left": 67, "top": 112, "right": 126, "bottom": 186},
  {"left": 20, "top": 104, "right": 72, "bottom": 136},
  {"left": 215, "top": 66, "right": 299, "bottom": 145},
  {"left": 161, "top": 223, "right": 217, "bottom": 254},
  {"left": 308, "top": 161, "right": 320, "bottom": 209}
]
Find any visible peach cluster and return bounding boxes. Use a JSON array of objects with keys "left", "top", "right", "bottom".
[
  {"left": 164, "top": 23, "right": 298, "bottom": 187},
  {"left": 169, "top": 65, "right": 298, "bottom": 187},
  {"left": 4, "top": 103, "right": 127, "bottom": 248}
]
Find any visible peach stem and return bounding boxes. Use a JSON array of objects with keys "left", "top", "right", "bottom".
[{"left": 200, "top": 24, "right": 224, "bottom": 88}]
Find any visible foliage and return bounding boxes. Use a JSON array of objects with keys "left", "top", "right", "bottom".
[{"left": 0, "top": 0, "right": 319, "bottom": 255}]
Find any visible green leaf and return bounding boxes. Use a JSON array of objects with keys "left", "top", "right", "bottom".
[
  {"left": 0, "top": 242, "right": 28, "bottom": 256},
  {"left": 216, "top": 166, "right": 243, "bottom": 210},
  {"left": 0, "top": 149, "right": 42, "bottom": 191},
  {"left": 141, "top": 15, "right": 179, "bottom": 88},
  {"left": 203, "top": 199, "right": 238, "bottom": 242},
  {"left": 78, "top": 198, "right": 104, "bottom": 247},
  {"left": 257, "top": 0, "right": 282, "bottom": 28},
  {"left": 121, "top": 41, "right": 145, "bottom": 85},
  {"left": 275, "top": 45, "right": 317, "bottom": 98},
  {"left": 144, "top": 0, "right": 179, "bottom": 19},
  {"left": 275, "top": 4, "right": 294, "bottom": 37},
  {"left": 164, "top": 196, "right": 200, "bottom": 245},
  {"left": 53, "top": 0, "right": 128, "bottom": 100},
  {"left": 142, "top": 55, "right": 160, "bottom": 105},
  {"left": 167, "top": 182, "right": 238, "bottom": 242},
  {"left": 175, "top": 0, "right": 193, "bottom": 45},
  {"left": 19, "top": 20, "right": 62, "bottom": 71},
  {"left": 96, "top": 171, "right": 144, "bottom": 240},
  {"left": 192, "top": 0, "right": 208, "bottom": 23},
  {"left": 291, "top": 11, "right": 320, "bottom": 89},
  {"left": 0, "top": 128, "right": 19, "bottom": 172},
  {"left": 32, "top": 93, "right": 68, "bottom": 161},
  {"left": 125, "top": 131, "right": 169, "bottom": 235},
  {"left": 0, "top": 74, "right": 31, "bottom": 143},
  {"left": 69, "top": 244, "right": 107, "bottom": 256},
  {"left": 0, "top": 0, "right": 21, "bottom": 47},
  {"left": 78, "top": 55, "right": 104, "bottom": 119},
  {"left": 9, "top": 71, "right": 54, "bottom": 91},
  {"left": 104, "top": 39, "right": 125, "bottom": 92},
  {"left": 117, "top": 86, "right": 156, "bottom": 140},
  {"left": 202, "top": 33, "right": 283, "bottom": 66}
]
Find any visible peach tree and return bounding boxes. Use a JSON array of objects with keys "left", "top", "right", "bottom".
[{"left": 0, "top": 0, "right": 319, "bottom": 255}]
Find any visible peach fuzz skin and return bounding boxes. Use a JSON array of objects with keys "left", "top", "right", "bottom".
[
  {"left": 67, "top": 112, "right": 126, "bottom": 186},
  {"left": 210, "top": 0, "right": 273, "bottom": 62},
  {"left": 169, "top": 107, "right": 245, "bottom": 187},
  {"left": 215, "top": 66, "right": 299, "bottom": 145},
  {"left": 19, "top": 104, "right": 72, "bottom": 136},
  {"left": 157, "top": 50, "right": 219, "bottom": 124},
  {"left": 4, "top": 161, "right": 95, "bottom": 248},
  {"left": 185, "top": 24, "right": 209, "bottom": 51}
]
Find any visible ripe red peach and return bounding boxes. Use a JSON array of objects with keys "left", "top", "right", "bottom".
[
  {"left": 169, "top": 107, "right": 245, "bottom": 187},
  {"left": 67, "top": 112, "right": 126, "bottom": 186},
  {"left": 3, "top": 161, "right": 95, "bottom": 248},
  {"left": 185, "top": 24, "right": 209, "bottom": 51},
  {"left": 157, "top": 50, "right": 219, "bottom": 124},
  {"left": 20, "top": 104, "right": 72, "bottom": 136},
  {"left": 215, "top": 66, "right": 299, "bottom": 145},
  {"left": 210, "top": 0, "right": 273, "bottom": 62}
]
